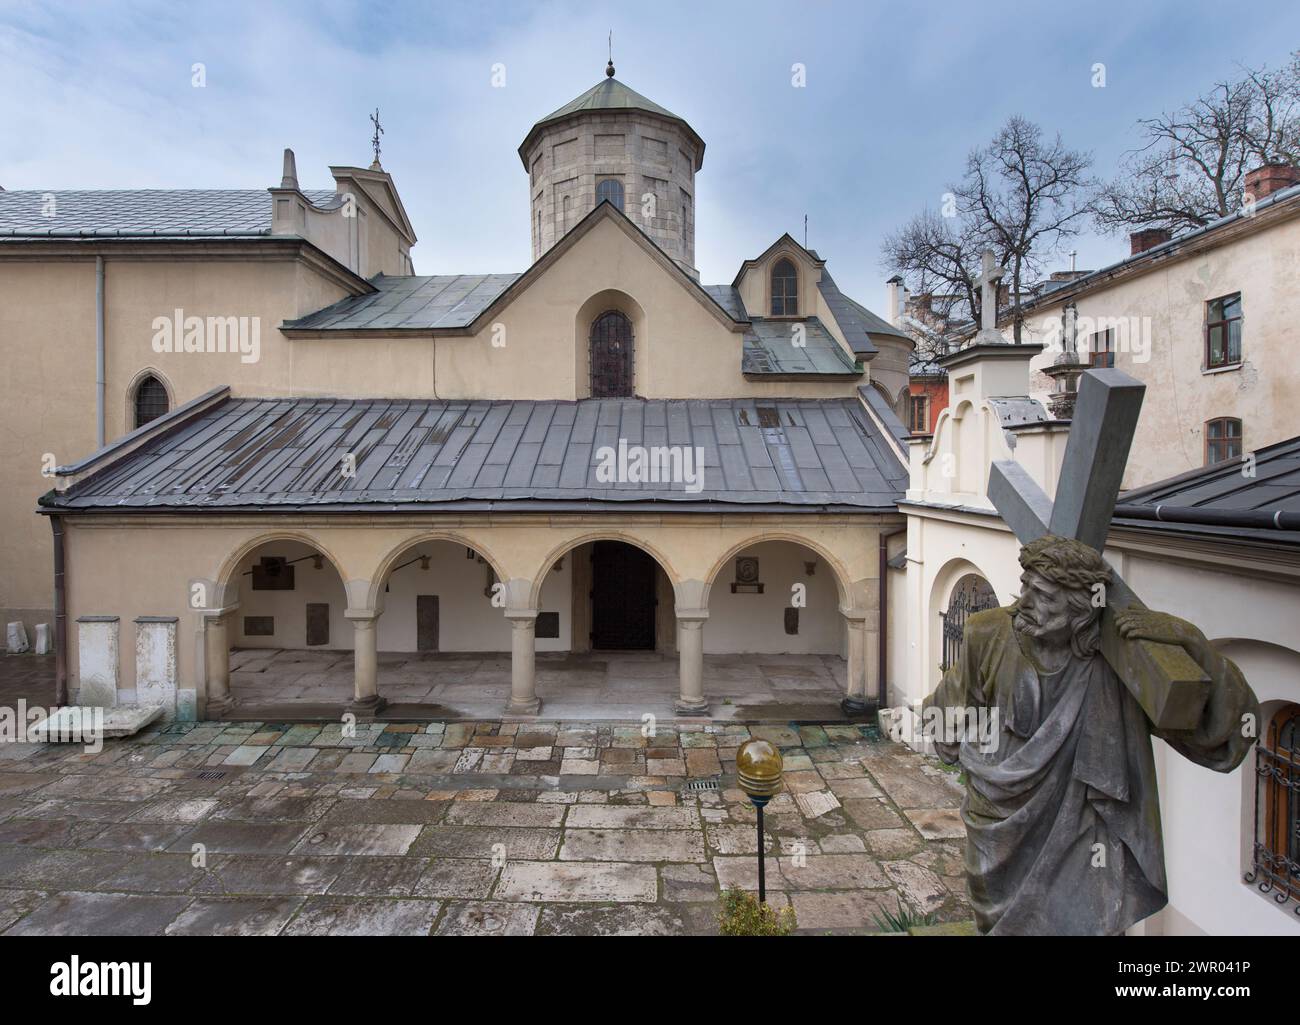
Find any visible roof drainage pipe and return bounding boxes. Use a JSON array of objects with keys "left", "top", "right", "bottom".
[
  {"left": 1113, "top": 503, "right": 1300, "bottom": 532},
  {"left": 95, "top": 255, "right": 105, "bottom": 448},
  {"left": 878, "top": 525, "right": 907, "bottom": 712}
]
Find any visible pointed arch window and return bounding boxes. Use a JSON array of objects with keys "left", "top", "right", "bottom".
[
  {"left": 590, "top": 311, "right": 633, "bottom": 397},
  {"left": 771, "top": 257, "right": 798, "bottom": 316},
  {"left": 133, "top": 374, "right": 169, "bottom": 429},
  {"left": 596, "top": 178, "right": 624, "bottom": 212}
]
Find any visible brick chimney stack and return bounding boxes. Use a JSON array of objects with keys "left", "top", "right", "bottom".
[
  {"left": 1244, "top": 162, "right": 1300, "bottom": 201},
  {"left": 1130, "top": 227, "right": 1172, "bottom": 256}
]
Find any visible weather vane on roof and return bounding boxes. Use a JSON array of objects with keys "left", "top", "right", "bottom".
[
  {"left": 606, "top": 30, "right": 615, "bottom": 78},
  {"left": 370, "top": 107, "right": 384, "bottom": 168}
]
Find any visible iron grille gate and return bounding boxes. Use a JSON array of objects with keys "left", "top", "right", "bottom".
[
  {"left": 939, "top": 578, "right": 998, "bottom": 673},
  {"left": 1246, "top": 709, "right": 1300, "bottom": 915}
]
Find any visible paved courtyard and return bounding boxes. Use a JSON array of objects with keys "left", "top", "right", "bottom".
[
  {"left": 229, "top": 648, "right": 853, "bottom": 721},
  {"left": 0, "top": 678, "right": 973, "bottom": 935}
]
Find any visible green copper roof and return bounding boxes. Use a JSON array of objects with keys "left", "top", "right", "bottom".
[
  {"left": 539, "top": 77, "right": 682, "bottom": 123},
  {"left": 519, "top": 77, "right": 704, "bottom": 169}
]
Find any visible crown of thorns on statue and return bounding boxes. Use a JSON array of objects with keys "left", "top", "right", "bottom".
[{"left": 1018, "top": 534, "right": 1112, "bottom": 593}]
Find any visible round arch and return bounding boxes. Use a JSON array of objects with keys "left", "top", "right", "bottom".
[
  {"left": 927, "top": 556, "right": 1000, "bottom": 678},
  {"left": 527, "top": 531, "right": 680, "bottom": 608},
  {"left": 701, "top": 533, "right": 853, "bottom": 608},
  {"left": 214, "top": 530, "right": 350, "bottom": 604},
  {"left": 576, "top": 289, "right": 647, "bottom": 398},
  {"left": 367, "top": 532, "right": 510, "bottom": 612}
]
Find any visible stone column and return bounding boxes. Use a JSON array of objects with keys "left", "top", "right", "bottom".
[
  {"left": 674, "top": 609, "right": 709, "bottom": 716},
  {"left": 840, "top": 606, "right": 871, "bottom": 717},
  {"left": 202, "top": 606, "right": 237, "bottom": 716},
  {"left": 345, "top": 609, "right": 386, "bottom": 715},
  {"left": 505, "top": 609, "right": 541, "bottom": 715}
]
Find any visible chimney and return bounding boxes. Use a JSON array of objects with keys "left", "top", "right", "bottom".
[
  {"left": 1244, "top": 162, "right": 1300, "bottom": 201},
  {"left": 280, "top": 148, "right": 299, "bottom": 191},
  {"left": 886, "top": 274, "right": 904, "bottom": 325},
  {"left": 1130, "top": 227, "right": 1172, "bottom": 256}
]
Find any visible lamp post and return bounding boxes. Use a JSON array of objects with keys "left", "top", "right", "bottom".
[{"left": 736, "top": 738, "right": 784, "bottom": 904}]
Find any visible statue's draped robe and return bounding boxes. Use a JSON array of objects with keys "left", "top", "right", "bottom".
[{"left": 924, "top": 607, "right": 1257, "bottom": 936}]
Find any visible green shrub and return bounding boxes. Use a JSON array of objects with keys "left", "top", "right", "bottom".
[{"left": 717, "top": 886, "right": 797, "bottom": 936}]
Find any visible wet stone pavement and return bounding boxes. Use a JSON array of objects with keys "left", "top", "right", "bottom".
[{"left": 0, "top": 718, "right": 973, "bottom": 935}]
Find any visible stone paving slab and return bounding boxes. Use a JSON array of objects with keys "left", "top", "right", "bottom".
[{"left": 0, "top": 712, "right": 971, "bottom": 935}]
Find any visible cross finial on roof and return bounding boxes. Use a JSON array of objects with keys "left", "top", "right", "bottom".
[
  {"left": 606, "top": 31, "right": 615, "bottom": 77},
  {"left": 370, "top": 107, "right": 384, "bottom": 169}
]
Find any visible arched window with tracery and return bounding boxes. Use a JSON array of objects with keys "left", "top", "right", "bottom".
[
  {"left": 1249, "top": 703, "right": 1300, "bottom": 916},
  {"left": 133, "top": 374, "right": 169, "bottom": 429},
  {"left": 771, "top": 257, "right": 798, "bottom": 316},
  {"left": 590, "top": 311, "right": 633, "bottom": 397}
]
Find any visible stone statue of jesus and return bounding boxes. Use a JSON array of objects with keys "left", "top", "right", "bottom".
[{"left": 923, "top": 534, "right": 1259, "bottom": 935}]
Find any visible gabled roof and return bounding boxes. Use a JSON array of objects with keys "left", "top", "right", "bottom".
[
  {"left": 518, "top": 76, "right": 705, "bottom": 169},
  {"left": 730, "top": 232, "right": 825, "bottom": 287},
  {"left": 42, "top": 395, "right": 908, "bottom": 513},
  {"left": 0, "top": 189, "right": 337, "bottom": 237},
  {"left": 283, "top": 199, "right": 745, "bottom": 336},
  {"left": 1113, "top": 434, "right": 1300, "bottom": 545},
  {"left": 328, "top": 165, "right": 417, "bottom": 245}
]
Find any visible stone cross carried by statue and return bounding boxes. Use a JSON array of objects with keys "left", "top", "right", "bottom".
[{"left": 924, "top": 368, "right": 1259, "bottom": 935}]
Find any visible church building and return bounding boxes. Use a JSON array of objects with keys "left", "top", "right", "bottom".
[{"left": 4, "top": 63, "right": 914, "bottom": 721}]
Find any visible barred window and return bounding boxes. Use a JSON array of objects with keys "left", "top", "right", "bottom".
[
  {"left": 1249, "top": 704, "right": 1300, "bottom": 915},
  {"left": 133, "top": 375, "right": 169, "bottom": 429},
  {"left": 595, "top": 178, "right": 624, "bottom": 212}
]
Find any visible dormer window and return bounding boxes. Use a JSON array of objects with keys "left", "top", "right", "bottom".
[
  {"left": 596, "top": 178, "right": 624, "bottom": 212},
  {"left": 771, "top": 258, "right": 798, "bottom": 316}
]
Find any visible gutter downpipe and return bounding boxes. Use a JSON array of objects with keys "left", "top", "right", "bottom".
[
  {"left": 96, "top": 256, "right": 105, "bottom": 448},
  {"left": 878, "top": 525, "right": 908, "bottom": 712},
  {"left": 51, "top": 515, "right": 68, "bottom": 707}
]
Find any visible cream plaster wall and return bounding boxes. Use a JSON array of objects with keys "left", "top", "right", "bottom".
[
  {"left": 57, "top": 511, "right": 895, "bottom": 714},
  {"left": 1020, "top": 213, "right": 1300, "bottom": 488},
  {"left": 704, "top": 541, "right": 843, "bottom": 655}
]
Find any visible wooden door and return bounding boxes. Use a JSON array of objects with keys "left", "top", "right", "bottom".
[{"left": 590, "top": 542, "right": 655, "bottom": 649}]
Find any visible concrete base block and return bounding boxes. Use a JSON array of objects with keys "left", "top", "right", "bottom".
[{"left": 30, "top": 703, "right": 163, "bottom": 743}]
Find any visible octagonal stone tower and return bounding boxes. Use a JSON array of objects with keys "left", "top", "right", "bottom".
[{"left": 519, "top": 61, "right": 705, "bottom": 276}]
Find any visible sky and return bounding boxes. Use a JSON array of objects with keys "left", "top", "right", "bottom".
[{"left": 2, "top": 0, "right": 1297, "bottom": 312}]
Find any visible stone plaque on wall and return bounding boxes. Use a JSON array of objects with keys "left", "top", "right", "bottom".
[
  {"left": 135, "top": 616, "right": 178, "bottom": 718},
  {"left": 536, "top": 612, "right": 560, "bottom": 639},
  {"left": 75, "top": 615, "right": 119, "bottom": 708},
  {"left": 251, "top": 556, "right": 294, "bottom": 590},
  {"left": 244, "top": 616, "right": 275, "bottom": 637},
  {"left": 731, "top": 557, "right": 764, "bottom": 594},
  {"left": 305, "top": 603, "right": 330, "bottom": 646}
]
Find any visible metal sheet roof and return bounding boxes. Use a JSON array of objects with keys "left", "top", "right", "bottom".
[
  {"left": 44, "top": 396, "right": 907, "bottom": 513},
  {"left": 743, "top": 317, "right": 860, "bottom": 376},
  {"left": 1113, "top": 434, "right": 1300, "bottom": 544},
  {"left": 284, "top": 272, "right": 523, "bottom": 332},
  {"left": 0, "top": 189, "right": 338, "bottom": 237}
]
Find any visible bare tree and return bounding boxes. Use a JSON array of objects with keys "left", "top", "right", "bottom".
[
  {"left": 956, "top": 116, "right": 1097, "bottom": 342},
  {"left": 884, "top": 117, "right": 1095, "bottom": 346},
  {"left": 1096, "top": 52, "right": 1300, "bottom": 235}
]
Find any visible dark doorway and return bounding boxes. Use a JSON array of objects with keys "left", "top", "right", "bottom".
[
  {"left": 305, "top": 603, "right": 330, "bottom": 646},
  {"left": 417, "top": 595, "right": 440, "bottom": 652},
  {"left": 590, "top": 541, "right": 656, "bottom": 649}
]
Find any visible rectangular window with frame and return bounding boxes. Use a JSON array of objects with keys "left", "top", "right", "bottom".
[
  {"left": 1204, "top": 417, "right": 1242, "bottom": 464},
  {"left": 1205, "top": 292, "right": 1242, "bottom": 369},
  {"left": 909, "top": 394, "right": 929, "bottom": 433},
  {"left": 1089, "top": 328, "right": 1114, "bottom": 368}
]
